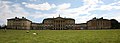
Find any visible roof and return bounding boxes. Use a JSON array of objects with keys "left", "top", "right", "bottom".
[
  {"left": 7, "top": 17, "right": 32, "bottom": 22},
  {"left": 43, "top": 16, "right": 75, "bottom": 21},
  {"left": 87, "top": 17, "right": 110, "bottom": 22}
]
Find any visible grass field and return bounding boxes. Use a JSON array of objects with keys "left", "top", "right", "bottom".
[{"left": 0, "top": 30, "right": 120, "bottom": 43}]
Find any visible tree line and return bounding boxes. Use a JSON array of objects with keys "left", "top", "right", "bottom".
[{"left": 0, "top": 24, "right": 7, "bottom": 29}]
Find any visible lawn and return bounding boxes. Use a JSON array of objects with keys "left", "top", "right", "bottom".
[{"left": 0, "top": 30, "right": 120, "bottom": 43}]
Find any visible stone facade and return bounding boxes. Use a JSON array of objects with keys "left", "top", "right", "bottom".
[
  {"left": 87, "top": 17, "right": 111, "bottom": 29},
  {"left": 75, "top": 23, "right": 87, "bottom": 30},
  {"left": 31, "top": 23, "right": 43, "bottom": 30},
  {"left": 7, "top": 17, "right": 31, "bottom": 30},
  {"left": 7, "top": 16, "right": 120, "bottom": 30},
  {"left": 43, "top": 15, "right": 75, "bottom": 30}
]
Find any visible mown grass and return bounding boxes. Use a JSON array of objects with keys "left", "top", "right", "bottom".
[{"left": 0, "top": 30, "right": 120, "bottom": 43}]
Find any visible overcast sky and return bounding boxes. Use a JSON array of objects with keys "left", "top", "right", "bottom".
[{"left": 0, "top": 0, "right": 120, "bottom": 25}]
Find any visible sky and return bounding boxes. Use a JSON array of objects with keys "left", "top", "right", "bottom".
[{"left": 0, "top": 0, "right": 120, "bottom": 25}]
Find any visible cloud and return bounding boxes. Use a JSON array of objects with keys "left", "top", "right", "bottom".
[
  {"left": 58, "top": 0, "right": 103, "bottom": 14},
  {"left": 29, "top": 12, "right": 59, "bottom": 19},
  {"left": 21, "top": 3, "right": 71, "bottom": 21},
  {"left": 97, "top": 1, "right": 120, "bottom": 10},
  {"left": 83, "top": 0, "right": 103, "bottom": 5},
  {"left": 23, "top": 2, "right": 56, "bottom": 10},
  {"left": 23, "top": 2, "right": 71, "bottom": 11},
  {"left": 57, "top": 3, "right": 71, "bottom": 10},
  {"left": 0, "top": 1, "right": 29, "bottom": 25},
  {"left": 22, "top": 2, "right": 27, "bottom": 5}
]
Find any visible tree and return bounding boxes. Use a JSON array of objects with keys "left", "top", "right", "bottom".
[
  {"left": 0, "top": 25, "right": 1, "bottom": 29},
  {"left": 111, "top": 19, "right": 119, "bottom": 29},
  {"left": 1, "top": 24, "right": 7, "bottom": 29}
]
